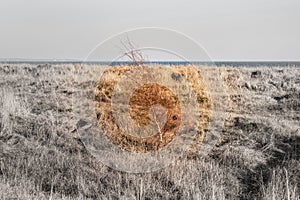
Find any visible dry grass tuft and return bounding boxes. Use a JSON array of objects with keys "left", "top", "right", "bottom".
[
  {"left": 94, "top": 65, "right": 211, "bottom": 153},
  {"left": 0, "top": 88, "right": 30, "bottom": 136},
  {"left": 262, "top": 161, "right": 300, "bottom": 200}
]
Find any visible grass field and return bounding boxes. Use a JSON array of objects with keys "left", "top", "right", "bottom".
[{"left": 0, "top": 64, "right": 299, "bottom": 199}]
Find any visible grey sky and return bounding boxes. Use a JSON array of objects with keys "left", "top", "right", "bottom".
[{"left": 0, "top": 0, "right": 299, "bottom": 61}]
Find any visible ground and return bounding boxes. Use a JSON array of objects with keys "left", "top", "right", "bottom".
[{"left": 0, "top": 64, "right": 299, "bottom": 199}]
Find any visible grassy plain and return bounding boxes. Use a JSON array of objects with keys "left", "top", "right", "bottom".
[{"left": 0, "top": 64, "right": 299, "bottom": 199}]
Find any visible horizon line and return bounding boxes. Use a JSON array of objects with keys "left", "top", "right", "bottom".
[{"left": 1, "top": 59, "right": 300, "bottom": 63}]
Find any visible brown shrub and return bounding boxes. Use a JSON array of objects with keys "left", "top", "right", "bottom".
[{"left": 94, "top": 65, "right": 211, "bottom": 153}]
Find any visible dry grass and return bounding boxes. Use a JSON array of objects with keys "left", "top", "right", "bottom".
[
  {"left": 262, "top": 161, "right": 299, "bottom": 200},
  {"left": 95, "top": 65, "right": 211, "bottom": 153},
  {"left": 0, "top": 88, "right": 30, "bottom": 136},
  {"left": 0, "top": 64, "right": 299, "bottom": 199}
]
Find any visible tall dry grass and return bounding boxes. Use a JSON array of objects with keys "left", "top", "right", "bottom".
[{"left": 262, "top": 163, "right": 299, "bottom": 200}]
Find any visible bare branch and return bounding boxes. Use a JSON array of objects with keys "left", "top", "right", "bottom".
[{"left": 120, "top": 36, "right": 146, "bottom": 67}]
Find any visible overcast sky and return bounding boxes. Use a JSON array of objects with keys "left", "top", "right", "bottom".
[{"left": 0, "top": 0, "right": 299, "bottom": 61}]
